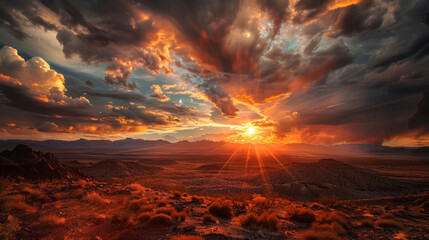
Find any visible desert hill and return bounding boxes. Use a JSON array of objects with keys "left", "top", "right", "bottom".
[{"left": 0, "top": 144, "right": 84, "bottom": 181}]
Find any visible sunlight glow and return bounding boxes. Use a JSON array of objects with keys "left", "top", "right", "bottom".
[{"left": 246, "top": 126, "right": 256, "bottom": 136}]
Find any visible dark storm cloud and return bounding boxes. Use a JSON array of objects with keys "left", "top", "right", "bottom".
[
  {"left": 0, "top": 80, "right": 91, "bottom": 118},
  {"left": 201, "top": 84, "right": 239, "bottom": 117},
  {"left": 1, "top": 0, "right": 429, "bottom": 143}
]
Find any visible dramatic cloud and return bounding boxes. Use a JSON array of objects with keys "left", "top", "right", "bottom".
[
  {"left": 150, "top": 84, "right": 169, "bottom": 102},
  {"left": 0, "top": 0, "right": 428, "bottom": 145}
]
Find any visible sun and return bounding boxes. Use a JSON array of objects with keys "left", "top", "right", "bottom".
[{"left": 246, "top": 126, "right": 256, "bottom": 136}]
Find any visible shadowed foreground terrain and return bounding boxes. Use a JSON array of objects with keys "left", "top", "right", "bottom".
[{"left": 0, "top": 143, "right": 428, "bottom": 239}]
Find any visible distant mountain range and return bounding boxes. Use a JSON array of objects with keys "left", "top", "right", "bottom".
[{"left": 0, "top": 139, "right": 427, "bottom": 155}]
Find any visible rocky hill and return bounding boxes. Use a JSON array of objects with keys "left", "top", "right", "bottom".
[{"left": 0, "top": 144, "right": 84, "bottom": 180}]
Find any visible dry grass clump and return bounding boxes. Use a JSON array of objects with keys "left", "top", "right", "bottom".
[
  {"left": 202, "top": 213, "right": 218, "bottom": 224},
  {"left": 155, "top": 207, "right": 176, "bottom": 216},
  {"left": 191, "top": 196, "right": 205, "bottom": 204},
  {"left": 208, "top": 199, "right": 233, "bottom": 219},
  {"left": 169, "top": 236, "right": 204, "bottom": 240},
  {"left": 147, "top": 213, "right": 172, "bottom": 227},
  {"left": 239, "top": 212, "right": 280, "bottom": 232},
  {"left": 128, "top": 198, "right": 148, "bottom": 212},
  {"left": 300, "top": 211, "right": 351, "bottom": 240},
  {"left": 375, "top": 219, "right": 402, "bottom": 229},
  {"left": 316, "top": 211, "right": 351, "bottom": 233},
  {"left": 83, "top": 192, "right": 110, "bottom": 206},
  {"left": 251, "top": 196, "right": 276, "bottom": 214},
  {"left": 3, "top": 201, "right": 36, "bottom": 213},
  {"left": 154, "top": 207, "right": 187, "bottom": 221},
  {"left": 126, "top": 183, "right": 146, "bottom": 192},
  {"left": 39, "top": 215, "right": 66, "bottom": 226},
  {"left": 290, "top": 208, "right": 315, "bottom": 223}
]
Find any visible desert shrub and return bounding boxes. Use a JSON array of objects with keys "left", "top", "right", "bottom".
[
  {"left": 126, "top": 183, "right": 146, "bottom": 192},
  {"left": 208, "top": 199, "right": 233, "bottom": 219},
  {"left": 39, "top": 215, "right": 66, "bottom": 226},
  {"left": 251, "top": 196, "right": 276, "bottom": 214},
  {"left": 137, "top": 212, "right": 152, "bottom": 223},
  {"left": 169, "top": 236, "right": 204, "bottom": 240},
  {"left": 316, "top": 211, "right": 350, "bottom": 232},
  {"left": 0, "top": 215, "right": 21, "bottom": 240},
  {"left": 155, "top": 207, "right": 176, "bottom": 216},
  {"left": 202, "top": 214, "right": 217, "bottom": 224},
  {"left": 128, "top": 198, "right": 148, "bottom": 212},
  {"left": 191, "top": 196, "right": 205, "bottom": 204},
  {"left": 23, "top": 187, "right": 49, "bottom": 204},
  {"left": 375, "top": 219, "right": 402, "bottom": 229},
  {"left": 3, "top": 201, "right": 36, "bottom": 213},
  {"left": 317, "top": 196, "right": 339, "bottom": 206},
  {"left": 239, "top": 212, "right": 280, "bottom": 232},
  {"left": 147, "top": 214, "right": 172, "bottom": 227},
  {"left": 290, "top": 208, "right": 315, "bottom": 223},
  {"left": 360, "top": 219, "right": 374, "bottom": 228},
  {"left": 83, "top": 192, "right": 110, "bottom": 206}
]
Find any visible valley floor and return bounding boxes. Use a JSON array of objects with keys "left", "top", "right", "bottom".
[{"left": 1, "top": 179, "right": 428, "bottom": 240}]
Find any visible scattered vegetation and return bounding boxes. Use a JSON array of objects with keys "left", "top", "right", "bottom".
[
  {"left": 239, "top": 212, "right": 280, "bottom": 232},
  {"left": 208, "top": 199, "right": 233, "bottom": 219},
  {"left": 290, "top": 208, "right": 315, "bottom": 223}
]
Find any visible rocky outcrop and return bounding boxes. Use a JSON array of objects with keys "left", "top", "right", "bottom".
[{"left": 0, "top": 144, "right": 85, "bottom": 180}]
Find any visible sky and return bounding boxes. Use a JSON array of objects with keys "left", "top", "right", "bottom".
[{"left": 0, "top": 0, "right": 428, "bottom": 146}]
